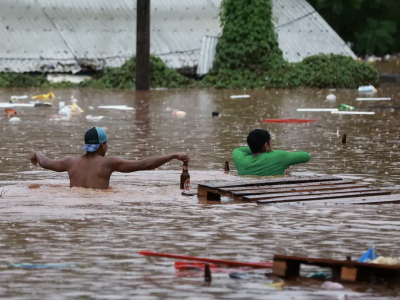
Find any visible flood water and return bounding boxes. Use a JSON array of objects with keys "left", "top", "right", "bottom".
[{"left": 1, "top": 85, "right": 400, "bottom": 299}]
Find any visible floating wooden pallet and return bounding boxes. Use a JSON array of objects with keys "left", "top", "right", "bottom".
[
  {"left": 197, "top": 175, "right": 399, "bottom": 204},
  {"left": 273, "top": 254, "right": 400, "bottom": 283}
]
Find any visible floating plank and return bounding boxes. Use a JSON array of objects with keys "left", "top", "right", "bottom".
[
  {"left": 230, "top": 95, "right": 250, "bottom": 99},
  {"left": 273, "top": 254, "right": 400, "bottom": 283},
  {"left": 219, "top": 180, "right": 355, "bottom": 194},
  {"left": 297, "top": 108, "right": 338, "bottom": 112},
  {"left": 356, "top": 98, "right": 391, "bottom": 101},
  {"left": 296, "top": 194, "right": 400, "bottom": 205},
  {"left": 231, "top": 184, "right": 368, "bottom": 198},
  {"left": 256, "top": 190, "right": 389, "bottom": 204},
  {"left": 197, "top": 176, "right": 342, "bottom": 199},
  {"left": 0, "top": 103, "right": 35, "bottom": 108},
  {"left": 199, "top": 176, "right": 342, "bottom": 190},
  {"left": 243, "top": 187, "right": 378, "bottom": 202},
  {"left": 263, "top": 119, "right": 317, "bottom": 123},
  {"left": 331, "top": 111, "right": 375, "bottom": 115},
  {"left": 139, "top": 251, "right": 272, "bottom": 269}
]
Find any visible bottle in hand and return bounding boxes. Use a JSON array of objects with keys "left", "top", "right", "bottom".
[{"left": 180, "top": 162, "right": 190, "bottom": 190}]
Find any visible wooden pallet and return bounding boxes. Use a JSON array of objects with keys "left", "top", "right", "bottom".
[
  {"left": 197, "top": 175, "right": 399, "bottom": 204},
  {"left": 273, "top": 254, "right": 400, "bottom": 283}
]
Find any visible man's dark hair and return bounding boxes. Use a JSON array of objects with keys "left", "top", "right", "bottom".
[{"left": 247, "top": 129, "right": 271, "bottom": 153}]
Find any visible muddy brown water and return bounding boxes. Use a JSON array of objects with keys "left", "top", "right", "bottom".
[{"left": 1, "top": 85, "right": 400, "bottom": 299}]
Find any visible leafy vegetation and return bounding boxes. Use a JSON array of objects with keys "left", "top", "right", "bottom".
[
  {"left": 0, "top": 56, "right": 192, "bottom": 89},
  {"left": 203, "top": 0, "right": 379, "bottom": 89},
  {"left": 308, "top": 0, "right": 400, "bottom": 56}
]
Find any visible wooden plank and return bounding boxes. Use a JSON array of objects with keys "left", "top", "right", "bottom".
[
  {"left": 197, "top": 175, "right": 342, "bottom": 190},
  {"left": 219, "top": 180, "right": 355, "bottom": 193},
  {"left": 273, "top": 254, "right": 400, "bottom": 271},
  {"left": 273, "top": 254, "right": 400, "bottom": 283},
  {"left": 232, "top": 184, "right": 368, "bottom": 197},
  {"left": 256, "top": 190, "right": 390, "bottom": 204},
  {"left": 242, "top": 187, "right": 378, "bottom": 202},
  {"left": 298, "top": 194, "right": 400, "bottom": 205}
]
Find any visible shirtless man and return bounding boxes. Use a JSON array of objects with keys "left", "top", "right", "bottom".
[{"left": 30, "top": 127, "right": 189, "bottom": 189}]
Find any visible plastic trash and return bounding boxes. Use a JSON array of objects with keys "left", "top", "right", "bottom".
[
  {"left": 59, "top": 106, "right": 71, "bottom": 116},
  {"left": 10, "top": 95, "right": 28, "bottom": 102},
  {"left": 0, "top": 103, "right": 34, "bottom": 108},
  {"left": 297, "top": 108, "right": 338, "bottom": 112},
  {"left": 370, "top": 257, "right": 400, "bottom": 265},
  {"left": 356, "top": 98, "right": 391, "bottom": 101},
  {"left": 173, "top": 111, "right": 187, "bottom": 117},
  {"left": 34, "top": 103, "right": 52, "bottom": 107},
  {"left": 326, "top": 94, "right": 336, "bottom": 101},
  {"left": 5, "top": 108, "right": 19, "bottom": 116},
  {"left": 70, "top": 103, "right": 84, "bottom": 114},
  {"left": 267, "top": 282, "right": 285, "bottom": 289},
  {"left": 321, "top": 281, "right": 344, "bottom": 290},
  {"left": 88, "top": 106, "right": 94, "bottom": 110},
  {"left": 230, "top": 95, "right": 250, "bottom": 99},
  {"left": 59, "top": 102, "right": 65, "bottom": 109},
  {"left": 85, "top": 115, "right": 104, "bottom": 121},
  {"left": 32, "top": 92, "right": 55, "bottom": 101},
  {"left": 48, "top": 115, "right": 70, "bottom": 122},
  {"left": 71, "top": 97, "right": 78, "bottom": 104},
  {"left": 97, "top": 105, "right": 134, "bottom": 111},
  {"left": 212, "top": 112, "right": 219, "bottom": 117},
  {"left": 9, "top": 117, "right": 21, "bottom": 123},
  {"left": 358, "top": 247, "right": 379, "bottom": 263},
  {"left": 338, "top": 104, "right": 355, "bottom": 111},
  {"left": 308, "top": 272, "right": 329, "bottom": 280},
  {"left": 332, "top": 111, "right": 375, "bottom": 115},
  {"left": 358, "top": 85, "right": 377, "bottom": 93},
  {"left": 12, "top": 263, "right": 75, "bottom": 269}
]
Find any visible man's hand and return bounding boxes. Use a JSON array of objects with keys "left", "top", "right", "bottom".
[
  {"left": 30, "top": 153, "right": 37, "bottom": 166},
  {"left": 175, "top": 152, "right": 190, "bottom": 162}
]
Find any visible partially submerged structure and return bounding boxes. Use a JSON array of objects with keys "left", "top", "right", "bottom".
[{"left": 0, "top": 0, "right": 355, "bottom": 74}]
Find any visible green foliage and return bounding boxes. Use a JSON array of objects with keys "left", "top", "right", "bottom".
[
  {"left": 212, "top": 0, "right": 286, "bottom": 74},
  {"left": 82, "top": 56, "right": 192, "bottom": 89},
  {"left": 308, "top": 0, "right": 400, "bottom": 55},
  {"left": 204, "top": 0, "right": 378, "bottom": 89},
  {"left": 0, "top": 56, "right": 192, "bottom": 89},
  {"left": 204, "top": 54, "right": 379, "bottom": 89}
]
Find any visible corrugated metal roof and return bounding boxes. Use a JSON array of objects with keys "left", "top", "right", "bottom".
[
  {"left": 274, "top": 0, "right": 355, "bottom": 62},
  {"left": 0, "top": 0, "right": 221, "bottom": 72},
  {"left": 197, "top": 36, "right": 219, "bottom": 76},
  {"left": 196, "top": 0, "right": 356, "bottom": 75},
  {"left": 0, "top": 0, "right": 354, "bottom": 74}
]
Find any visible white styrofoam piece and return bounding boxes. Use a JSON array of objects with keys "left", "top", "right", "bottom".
[
  {"left": 356, "top": 98, "right": 391, "bottom": 101},
  {"left": 97, "top": 105, "right": 134, "bottom": 110},
  {"left": 297, "top": 108, "right": 339, "bottom": 112},
  {"left": 230, "top": 95, "right": 251, "bottom": 99},
  {"left": 331, "top": 111, "right": 375, "bottom": 115},
  {"left": 0, "top": 103, "right": 35, "bottom": 107}
]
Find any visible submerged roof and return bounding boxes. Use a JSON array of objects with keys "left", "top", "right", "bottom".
[{"left": 0, "top": 0, "right": 354, "bottom": 73}]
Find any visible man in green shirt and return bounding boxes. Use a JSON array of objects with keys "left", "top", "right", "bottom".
[{"left": 232, "top": 129, "right": 311, "bottom": 176}]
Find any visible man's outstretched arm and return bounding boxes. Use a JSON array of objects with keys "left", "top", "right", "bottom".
[
  {"left": 30, "top": 151, "right": 71, "bottom": 172},
  {"left": 108, "top": 153, "right": 189, "bottom": 173}
]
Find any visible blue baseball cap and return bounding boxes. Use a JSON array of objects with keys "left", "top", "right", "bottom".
[{"left": 82, "top": 127, "right": 108, "bottom": 152}]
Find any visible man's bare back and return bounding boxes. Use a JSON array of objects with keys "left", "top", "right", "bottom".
[{"left": 30, "top": 127, "right": 189, "bottom": 189}]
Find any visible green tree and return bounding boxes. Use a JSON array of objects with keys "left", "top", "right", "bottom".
[{"left": 308, "top": 0, "right": 399, "bottom": 56}]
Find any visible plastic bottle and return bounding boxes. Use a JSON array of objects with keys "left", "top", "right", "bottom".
[{"left": 338, "top": 104, "right": 355, "bottom": 111}]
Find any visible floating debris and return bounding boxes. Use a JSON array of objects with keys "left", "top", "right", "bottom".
[
  {"left": 97, "top": 105, "right": 134, "bottom": 111},
  {"left": 297, "top": 108, "right": 338, "bottom": 112},
  {"left": 173, "top": 111, "right": 187, "bottom": 117},
  {"left": 86, "top": 115, "right": 104, "bottom": 121},
  {"left": 356, "top": 98, "right": 391, "bottom": 101},
  {"left": 358, "top": 85, "right": 377, "bottom": 93},
  {"left": 230, "top": 95, "right": 250, "bottom": 99},
  {"left": 332, "top": 111, "right": 375, "bottom": 115},
  {"left": 9, "top": 117, "right": 21, "bottom": 123},
  {"left": 32, "top": 92, "right": 55, "bottom": 101},
  {"left": 326, "top": 94, "right": 336, "bottom": 101}
]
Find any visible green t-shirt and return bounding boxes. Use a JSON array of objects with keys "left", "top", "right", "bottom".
[{"left": 232, "top": 147, "right": 311, "bottom": 176}]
